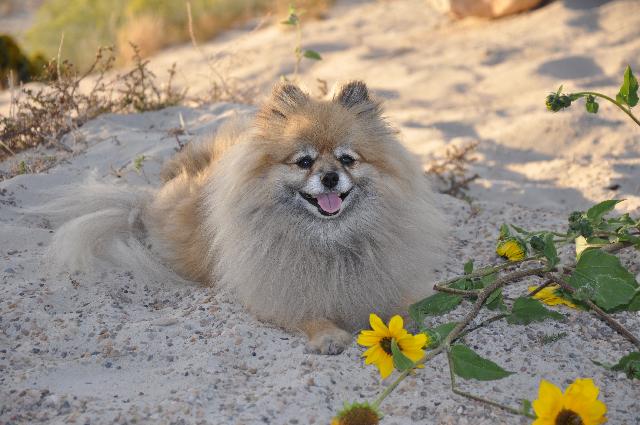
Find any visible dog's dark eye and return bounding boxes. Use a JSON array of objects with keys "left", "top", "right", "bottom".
[
  {"left": 339, "top": 155, "right": 355, "bottom": 166},
  {"left": 296, "top": 156, "right": 314, "bottom": 169}
]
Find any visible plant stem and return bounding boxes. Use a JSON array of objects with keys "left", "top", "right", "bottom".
[
  {"left": 372, "top": 266, "right": 546, "bottom": 409},
  {"left": 527, "top": 278, "right": 555, "bottom": 298},
  {"left": 447, "top": 351, "right": 536, "bottom": 419},
  {"left": 549, "top": 273, "right": 640, "bottom": 350},
  {"left": 434, "top": 257, "right": 543, "bottom": 295},
  {"left": 294, "top": 19, "right": 302, "bottom": 78},
  {"left": 572, "top": 91, "right": 640, "bottom": 127},
  {"left": 0, "top": 140, "right": 16, "bottom": 156},
  {"left": 434, "top": 285, "right": 480, "bottom": 296},
  {"left": 371, "top": 372, "right": 409, "bottom": 409}
]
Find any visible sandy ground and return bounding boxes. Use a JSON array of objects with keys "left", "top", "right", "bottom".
[{"left": 1, "top": 0, "right": 640, "bottom": 424}]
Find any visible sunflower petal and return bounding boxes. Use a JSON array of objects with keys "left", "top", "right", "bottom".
[
  {"left": 388, "top": 315, "right": 404, "bottom": 336},
  {"left": 363, "top": 346, "right": 383, "bottom": 364},
  {"left": 357, "top": 332, "right": 381, "bottom": 347},
  {"left": 565, "top": 378, "right": 599, "bottom": 401},
  {"left": 378, "top": 356, "right": 394, "bottom": 379},
  {"left": 411, "top": 333, "right": 428, "bottom": 347},
  {"left": 369, "top": 313, "right": 389, "bottom": 335},
  {"left": 533, "top": 380, "right": 563, "bottom": 419},
  {"left": 398, "top": 332, "right": 427, "bottom": 349},
  {"left": 402, "top": 348, "right": 424, "bottom": 362},
  {"left": 586, "top": 401, "right": 607, "bottom": 425},
  {"left": 531, "top": 418, "right": 550, "bottom": 425},
  {"left": 528, "top": 285, "right": 577, "bottom": 309},
  {"left": 563, "top": 379, "right": 607, "bottom": 425}
]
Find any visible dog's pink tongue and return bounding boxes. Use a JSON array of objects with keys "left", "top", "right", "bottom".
[{"left": 316, "top": 193, "right": 342, "bottom": 214}]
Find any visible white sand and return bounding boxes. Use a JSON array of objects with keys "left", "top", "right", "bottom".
[{"left": 1, "top": 0, "right": 640, "bottom": 423}]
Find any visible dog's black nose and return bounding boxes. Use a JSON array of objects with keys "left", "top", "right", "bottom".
[{"left": 321, "top": 172, "right": 339, "bottom": 189}]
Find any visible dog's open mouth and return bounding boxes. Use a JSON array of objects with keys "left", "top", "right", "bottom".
[{"left": 300, "top": 190, "right": 351, "bottom": 216}]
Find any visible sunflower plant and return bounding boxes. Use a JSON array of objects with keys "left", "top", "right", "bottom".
[
  {"left": 532, "top": 378, "right": 607, "bottom": 425},
  {"left": 545, "top": 65, "right": 640, "bottom": 127},
  {"left": 335, "top": 199, "right": 640, "bottom": 424}
]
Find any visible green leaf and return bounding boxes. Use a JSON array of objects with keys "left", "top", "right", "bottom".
[
  {"left": 617, "top": 233, "right": 640, "bottom": 246},
  {"left": 628, "top": 292, "right": 640, "bottom": 311},
  {"left": 575, "top": 235, "right": 605, "bottom": 260},
  {"left": 391, "top": 338, "right": 414, "bottom": 372},
  {"left": 586, "top": 199, "right": 623, "bottom": 224},
  {"left": 464, "top": 260, "right": 474, "bottom": 275},
  {"left": 449, "top": 277, "right": 471, "bottom": 290},
  {"left": 486, "top": 288, "right": 506, "bottom": 311},
  {"left": 543, "top": 233, "right": 559, "bottom": 268},
  {"left": 280, "top": 13, "right": 298, "bottom": 25},
  {"left": 499, "top": 224, "right": 510, "bottom": 239},
  {"left": 449, "top": 345, "right": 514, "bottom": 381},
  {"left": 303, "top": 49, "right": 322, "bottom": 60},
  {"left": 409, "top": 293, "right": 462, "bottom": 324},
  {"left": 506, "top": 297, "right": 563, "bottom": 325},
  {"left": 510, "top": 224, "right": 531, "bottom": 235},
  {"left": 424, "top": 322, "right": 458, "bottom": 348},
  {"left": 479, "top": 272, "right": 497, "bottom": 288},
  {"left": 594, "top": 352, "right": 640, "bottom": 380},
  {"left": 616, "top": 65, "right": 639, "bottom": 107},
  {"left": 521, "top": 399, "right": 533, "bottom": 416},
  {"left": 567, "top": 249, "right": 638, "bottom": 311},
  {"left": 585, "top": 95, "right": 599, "bottom": 113},
  {"left": 612, "top": 352, "right": 640, "bottom": 379}
]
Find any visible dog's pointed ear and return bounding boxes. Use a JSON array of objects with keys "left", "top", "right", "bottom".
[
  {"left": 263, "top": 82, "right": 309, "bottom": 120},
  {"left": 333, "top": 81, "right": 381, "bottom": 116},
  {"left": 335, "top": 81, "right": 370, "bottom": 107}
]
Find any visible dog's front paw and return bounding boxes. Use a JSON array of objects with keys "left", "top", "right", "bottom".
[{"left": 304, "top": 328, "right": 352, "bottom": 355}]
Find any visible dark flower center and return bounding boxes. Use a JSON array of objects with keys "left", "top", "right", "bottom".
[
  {"left": 340, "top": 406, "right": 380, "bottom": 425},
  {"left": 556, "top": 410, "right": 583, "bottom": 425},
  {"left": 380, "top": 337, "right": 393, "bottom": 355}
]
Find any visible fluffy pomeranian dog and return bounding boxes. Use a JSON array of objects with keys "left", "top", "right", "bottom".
[{"left": 46, "top": 81, "right": 446, "bottom": 354}]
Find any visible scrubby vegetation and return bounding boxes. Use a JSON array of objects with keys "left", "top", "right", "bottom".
[
  {"left": 0, "top": 46, "right": 184, "bottom": 160},
  {"left": 25, "top": 0, "right": 331, "bottom": 70},
  {"left": 334, "top": 200, "right": 640, "bottom": 424},
  {"left": 426, "top": 140, "right": 479, "bottom": 199},
  {"left": 546, "top": 65, "right": 640, "bottom": 127},
  {"left": 0, "top": 1, "right": 326, "bottom": 164},
  {"left": 332, "top": 65, "right": 640, "bottom": 425}
]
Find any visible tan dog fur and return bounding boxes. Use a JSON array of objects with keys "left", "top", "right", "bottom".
[{"left": 47, "top": 81, "right": 446, "bottom": 355}]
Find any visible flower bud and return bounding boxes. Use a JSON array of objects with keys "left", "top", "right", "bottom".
[
  {"left": 545, "top": 93, "right": 572, "bottom": 112},
  {"left": 568, "top": 211, "right": 583, "bottom": 225},
  {"left": 577, "top": 219, "right": 593, "bottom": 238}
]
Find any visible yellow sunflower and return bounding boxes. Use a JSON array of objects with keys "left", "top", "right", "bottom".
[
  {"left": 533, "top": 378, "right": 607, "bottom": 425},
  {"left": 357, "top": 313, "right": 428, "bottom": 379},
  {"left": 528, "top": 285, "right": 577, "bottom": 309},
  {"left": 496, "top": 238, "right": 526, "bottom": 261}
]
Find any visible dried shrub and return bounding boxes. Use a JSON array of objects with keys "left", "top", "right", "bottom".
[
  {"left": 426, "top": 140, "right": 480, "bottom": 198},
  {"left": 0, "top": 45, "right": 185, "bottom": 160},
  {"left": 117, "top": 44, "right": 186, "bottom": 112}
]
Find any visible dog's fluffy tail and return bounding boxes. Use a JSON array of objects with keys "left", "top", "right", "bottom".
[{"left": 39, "top": 179, "right": 185, "bottom": 284}]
